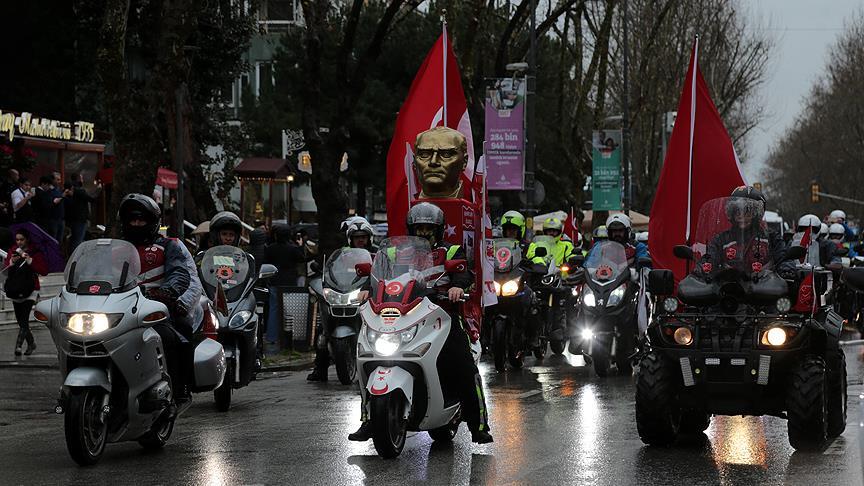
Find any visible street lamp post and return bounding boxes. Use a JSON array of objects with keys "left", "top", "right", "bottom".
[
  {"left": 287, "top": 175, "right": 294, "bottom": 225},
  {"left": 622, "top": 0, "right": 631, "bottom": 215}
]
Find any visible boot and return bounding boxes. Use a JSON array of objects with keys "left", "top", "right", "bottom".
[
  {"left": 348, "top": 421, "right": 373, "bottom": 441},
  {"left": 13, "top": 332, "right": 24, "bottom": 356},
  {"left": 24, "top": 332, "right": 36, "bottom": 356},
  {"left": 306, "top": 367, "right": 328, "bottom": 382},
  {"left": 471, "top": 429, "right": 494, "bottom": 444}
]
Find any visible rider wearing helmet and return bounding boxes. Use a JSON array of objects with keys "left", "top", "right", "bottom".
[
  {"left": 118, "top": 194, "right": 203, "bottom": 403},
  {"left": 605, "top": 213, "right": 648, "bottom": 266},
  {"left": 593, "top": 225, "right": 608, "bottom": 243},
  {"left": 500, "top": 210, "right": 528, "bottom": 250},
  {"left": 209, "top": 211, "right": 243, "bottom": 247},
  {"left": 818, "top": 223, "right": 829, "bottom": 242},
  {"left": 348, "top": 202, "right": 493, "bottom": 444},
  {"left": 794, "top": 214, "right": 834, "bottom": 266},
  {"left": 829, "top": 209, "right": 856, "bottom": 242},
  {"left": 829, "top": 222, "right": 858, "bottom": 259},
  {"left": 307, "top": 216, "right": 376, "bottom": 382},
  {"left": 526, "top": 217, "right": 575, "bottom": 265},
  {"left": 701, "top": 186, "right": 787, "bottom": 273}
]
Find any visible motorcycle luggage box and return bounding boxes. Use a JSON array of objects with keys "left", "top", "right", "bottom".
[{"left": 191, "top": 338, "right": 227, "bottom": 392}]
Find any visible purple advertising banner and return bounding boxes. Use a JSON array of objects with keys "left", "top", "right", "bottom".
[{"left": 484, "top": 78, "right": 526, "bottom": 190}]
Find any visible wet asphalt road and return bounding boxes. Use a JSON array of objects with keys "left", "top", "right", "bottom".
[{"left": 1, "top": 346, "right": 863, "bottom": 485}]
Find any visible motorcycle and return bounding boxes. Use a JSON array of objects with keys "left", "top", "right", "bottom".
[
  {"left": 355, "top": 236, "right": 472, "bottom": 458},
  {"left": 309, "top": 248, "right": 373, "bottom": 384},
  {"left": 570, "top": 241, "right": 639, "bottom": 377},
  {"left": 198, "top": 245, "right": 277, "bottom": 411},
  {"left": 488, "top": 238, "right": 531, "bottom": 371},
  {"left": 526, "top": 235, "right": 569, "bottom": 357},
  {"left": 35, "top": 239, "right": 226, "bottom": 465}
]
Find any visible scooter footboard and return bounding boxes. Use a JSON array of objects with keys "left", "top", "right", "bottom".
[{"left": 366, "top": 366, "right": 414, "bottom": 406}]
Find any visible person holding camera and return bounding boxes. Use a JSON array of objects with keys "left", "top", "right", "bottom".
[{"left": 4, "top": 228, "right": 48, "bottom": 355}]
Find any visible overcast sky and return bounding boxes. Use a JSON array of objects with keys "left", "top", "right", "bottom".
[{"left": 743, "top": 0, "right": 864, "bottom": 182}]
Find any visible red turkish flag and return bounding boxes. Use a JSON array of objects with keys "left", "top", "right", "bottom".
[
  {"left": 385, "top": 30, "right": 475, "bottom": 235},
  {"left": 649, "top": 37, "right": 747, "bottom": 281},
  {"left": 563, "top": 207, "right": 579, "bottom": 244}
]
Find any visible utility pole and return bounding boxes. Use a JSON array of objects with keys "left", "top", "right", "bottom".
[
  {"left": 622, "top": 0, "right": 631, "bottom": 215},
  {"left": 525, "top": 0, "right": 537, "bottom": 214},
  {"left": 174, "top": 86, "right": 185, "bottom": 240}
]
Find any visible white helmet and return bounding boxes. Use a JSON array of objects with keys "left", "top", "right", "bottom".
[
  {"left": 830, "top": 209, "right": 846, "bottom": 222},
  {"left": 606, "top": 213, "right": 632, "bottom": 230},
  {"left": 636, "top": 231, "right": 649, "bottom": 243},
  {"left": 345, "top": 216, "right": 374, "bottom": 246},
  {"left": 797, "top": 214, "right": 821, "bottom": 231},
  {"left": 818, "top": 223, "right": 829, "bottom": 240},
  {"left": 829, "top": 223, "right": 845, "bottom": 239}
]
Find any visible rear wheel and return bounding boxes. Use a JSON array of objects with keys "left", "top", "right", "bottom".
[
  {"left": 827, "top": 351, "right": 847, "bottom": 438},
  {"left": 492, "top": 318, "right": 507, "bottom": 372},
  {"left": 616, "top": 331, "right": 635, "bottom": 376},
  {"left": 371, "top": 394, "right": 408, "bottom": 459},
  {"left": 635, "top": 352, "right": 680, "bottom": 446},
  {"left": 214, "top": 364, "right": 233, "bottom": 412},
  {"left": 787, "top": 355, "right": 829, "bottom": 451},
  {"left": 64, "top": 387, "right": 108, "bottom": 466},
  {"left": 334, "top": 336, "right": 358, "bottom": 385}
]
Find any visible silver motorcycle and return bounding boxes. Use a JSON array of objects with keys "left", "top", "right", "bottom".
[{"left": 35, "top": 239, "right": 226, "bottom": 466}]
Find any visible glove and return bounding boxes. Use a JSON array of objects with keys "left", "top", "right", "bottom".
[{"left": 147, "top": 287, "right": 180, "bottom": 311}]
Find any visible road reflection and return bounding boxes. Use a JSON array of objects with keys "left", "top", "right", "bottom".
[{"left": 709, "top": 416, "right": 768, "bottom": 468}]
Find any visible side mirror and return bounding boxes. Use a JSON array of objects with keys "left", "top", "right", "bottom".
[
  {"left": 444, "top": 259, "right": 467, "bottom": 273},
  {"left": 258, "top": 263, "right": 278, "bottom": 280},
  {"left": 784, "top": 246, "right": 806, "bottom": 261},
  {"left": 648, "top": 269, "right": 675, "bottom": 295},
  {"left": 355, "top": 262, "right": 372, "bottom": 277},
  {"left": 534, "top": 247, "right": 548, "bottom": 258},
  {"left": 673, "top": 245, "right": 693, "bottom": 260}
]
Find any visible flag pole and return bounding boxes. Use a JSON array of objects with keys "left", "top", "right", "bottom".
[
  {"left": 684, "top": 34, "right": 699, "bottom": 245},
  {"left": 441, "top": 13, "right": 448, "bottom": 128}
]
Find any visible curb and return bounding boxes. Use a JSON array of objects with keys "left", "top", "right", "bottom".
[
  {"left": 0, "top": 360, "right": 57, "bottom": 369},
  {"left": 260, "top": 358, "right": 316, "bottom": 372},
  {"left": 0, "top": 358, "right": 317, "bottom": 372}
]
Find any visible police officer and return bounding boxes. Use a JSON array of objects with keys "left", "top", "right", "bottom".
[{"left": 526, "top": 217, "right": 575, "bottom": 266}]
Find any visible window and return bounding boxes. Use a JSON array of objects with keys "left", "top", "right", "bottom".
[
  {"left": 238, "top": 73, "right": 250, "bottom": 107},
  {"left": 257, "top": 62, "right": 275, "bottom": 96},
  {"left": 266, "top": 0, "right": 296, "bottom": 21}
]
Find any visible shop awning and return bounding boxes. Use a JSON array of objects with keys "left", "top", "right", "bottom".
[
  {"left": 156, "top": 167, "right": 178, "bottom": 189},
  {"left": 235, "top": 158, "right": 292, "bottom": 180}
]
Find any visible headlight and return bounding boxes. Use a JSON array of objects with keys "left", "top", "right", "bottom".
[
  {"left": 571, "top": 287, "right": 580, "bottom": 297},
  {"left": 494, "top": 281, "right": 502, "bottom": 296},
  {"left": 67, "top": 313, "right": 111, "bottom": 335},
  {"left": 229, "top": 310, "right": 253, "bottom": 328},
  {"left": 663, "top": 297, "right": 679, "bottom": 313},
  {"left": 776, "top": 297, "right": 792, "bottom": 314},
  {"left": 763, "top": 327, "right": 787, "bottom": 346},
  {"left": 580, "top": 328, "right": 594, "bottom": 340},
  {"left": 673, "top": 327, "right": 693, "bottom": 345},
  {"left": 502, "top": 279, "right": 520, "bottom": 296},
  {"left": 606, "top": 285, "right": 626, "bottom": 307},
  {"left": 373, "top": 332, "right": 401, "bottom": 356},
  {"left": 583, "top": 287, "right": 596, "bottom": 307},
  {"left": 323, "top": 288, "right": 359, "bottom": 305},
  {"left": 348, "top": 289, "right": 362, "bottom": 304},
  {"left": 400, "top": 325, "right": 418, "bottom": 343}
]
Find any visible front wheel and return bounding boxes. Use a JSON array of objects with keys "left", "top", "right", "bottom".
[
  {"left": 635, "top": 352, "right": 680, "bottom": 446},
  {"left": 616, "top": 331, "right": 635, "bottom": 376},
  {"left": 492, "top": 318, "right": 507, "bottom": 372},
  {"left": 550, "top": 340, "right": 566, "bottom": 355},
  {"left": 828, "top": 351, "right": 848, "bottom": 438},
  {"left": 371, "top": 394, "right": 408, "bottom": 459},
  {"left": 533, "top": 339, "right": 547, "bottom": 360},
  {"left": 333, "top": 336, "right": 358, "bottom": 385},
  {"left": 592, "top": 338, "right": 611, "bottom": 377},
  {"left": 214, "top": 364, "right": 233, "bottom": 412},
  {"left": 64, "top": 387, "right": 109, "bottom": 466},
  {"left": 787, "top": 355, "right": 829, "bottom": 451}
]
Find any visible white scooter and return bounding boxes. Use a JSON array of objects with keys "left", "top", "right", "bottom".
[{"left": 355, "top": 236, "right": 472, "bottom": 458}]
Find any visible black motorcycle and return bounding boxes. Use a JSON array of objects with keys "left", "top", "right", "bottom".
[
  {"left": 488, "top": 238, "right": 531, "bottom": 371},
  {"left": 198, "top": 245, "right": 277, "bottom": 411},
  {"left": 525, "top": 236, "right": 569, "bottom": 357}
]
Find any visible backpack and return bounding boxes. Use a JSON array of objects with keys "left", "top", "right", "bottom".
[{"left": 4, "top": 261, "right": 36, "bottom": 300}]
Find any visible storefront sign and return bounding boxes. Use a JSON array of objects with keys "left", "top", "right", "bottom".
[
  {"left": 592, "top": 130, "right": 622, "bottom": 211},
  {"left": 0, "top": 110, "right": 95, "bottom": 143},
  {"left": 484, "top": 78, "right": 526, "bottom": 190}
]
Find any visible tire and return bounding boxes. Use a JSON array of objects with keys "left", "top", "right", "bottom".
[
  {"left": 64, "top": 387, "right": 108, "bottom": 466},
  {"left": 428, "top": 422, "right": 459, "bottom": 442},
  {"left": 492, "top": 318, "right": 507, "bottom": 372},
  {"left": 593, "top": 338, "right": 611, "bottom": 377},
  {"left": 787, "top": 355, "right": 829, "bottom": 451},
  {"left": 550, "top": 340, "right": 566, "bottom": 355},
  {"left": 334, "top": 336, "right": 358, "bottom": 385},
  {"left": 371, "top": 394, "right": 408, "bottom": 459},
  {"left": 616, "top": 331, "right": 635, "bottom": 376},
  {"left": 679, "top": 410, "right": 710, "bottom": 434},
  {"left": 508, "top": 354, "right": 524, "bottom": 369},
  {"left": 138, "top": 413, "right": 175, "bottom": 449},
  {"left": 214, "top": 365, "right": 233, "bottom": 412},
  {"left": 635, "top": 352, "right": 680, "bottom": 446},
  {"left": 533, "top": 339, "right": 547, "bottom": 360},
  {"left": 827, "top": 351, "right": 847, "bottom": 438}
]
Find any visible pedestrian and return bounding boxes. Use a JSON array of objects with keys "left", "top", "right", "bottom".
[
  {"left": 65, "top": 173, "right": 101, "bottom": 252},
  {"left": 0, "top": 168, "right": 19, "bottom": 226},
  {"left": 34, "top": 175, "right": 65, "bottom": 243},
  {"left": 263, "top": 223, "right": 305, "bottom": 345},
  {"left": 4, "top": 228, "right": 48, "bottom": 356},
  {"left": 11, "top": 176, "right": 35, "bottom": 223},
  {"left": 248, "top": 219, "right": 269, "bottom": 266}
]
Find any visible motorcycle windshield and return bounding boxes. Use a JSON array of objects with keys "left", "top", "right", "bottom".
[
  {"left": 370, "top": 236, "right": 434, "bottom": 304},
  {"left": 531, "top": 235, "right": 557, "bottom": 264},
  {"left": 493, "top": 238, "right": 523, "bottom": 272},
  {"left": 690, "top": 196, "right": 774, "bottom": 277},
  {"left": 324, "top": 248, "right": 372, "bottom": 293},
  {"left": 584, "top": 241, "right": 629, "bottom": 284},
  {"left": 200, "top": 245, "right": 253, "bottom": 301},
  {"left": 65, "top": 239, "right": 141, "bottom": 292}
]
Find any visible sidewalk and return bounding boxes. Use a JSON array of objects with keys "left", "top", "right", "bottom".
[{"left": 0, "top": 322, "right": 57, "bottom": 368}]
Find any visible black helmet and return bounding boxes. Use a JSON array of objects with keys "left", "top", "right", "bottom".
[
  {"left": 407, "top": 202, "right": 445, "bottom": 244},
  {"left": 118, "top": 193, "right": 162, "bottom": 245},
  {"left": 209, "top": 211, "right": 243, "bottom": 246},
  {"left": 726, "top": 185, "right": 765, "bottom": 223}
]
